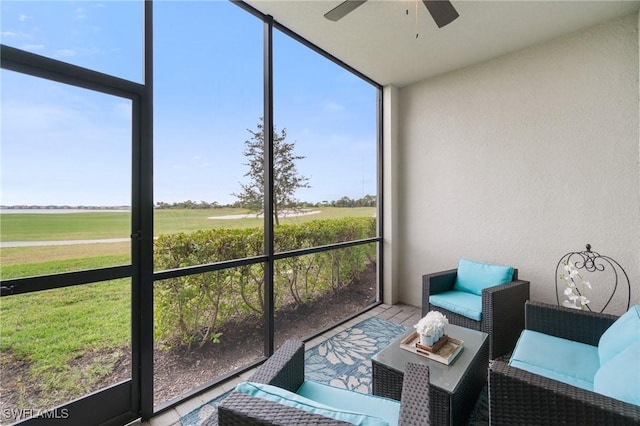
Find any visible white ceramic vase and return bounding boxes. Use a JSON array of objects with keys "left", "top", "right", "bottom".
[{"left": 419, "top": 333, "right": 435, "bottom": 347}]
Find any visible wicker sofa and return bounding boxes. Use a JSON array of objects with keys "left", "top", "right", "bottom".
[
  {"left": 422, "top": 261, "right": 530, "bottom": 359},
  {"left": 489, "top": 301, "right": 640, "bottom": 425},
  {"left": 206, "top": 339, "right": 432, "bottom": 426}
]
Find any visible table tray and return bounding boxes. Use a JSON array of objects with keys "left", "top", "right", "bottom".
[{"left": 399, "top": 331, "right": 464, "bottom": 365}]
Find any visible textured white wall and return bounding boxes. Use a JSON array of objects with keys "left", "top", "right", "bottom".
[
  {"left": 383, "top": 85, "right": 400, "bottom": 305},
  {"left": 394, "top": 13, "right": 639, "bottom": 315}
]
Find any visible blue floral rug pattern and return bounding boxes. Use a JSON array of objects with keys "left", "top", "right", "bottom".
[
  {"left": 304, "top": 317, "right": 409, "bottom": 393},
  {"left": 180, "top": 317, "right": 408, "bottom": 425}
]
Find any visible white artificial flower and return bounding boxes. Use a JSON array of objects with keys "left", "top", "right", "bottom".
[
  {"left": 562, "top": 299, "right": 579, "bottom": 309},
  {"left": 560, "top": 259, "right": 592, "bottom": 310},
  {"left": 414, "top": 311, "right": 448, "bottom": 336}
]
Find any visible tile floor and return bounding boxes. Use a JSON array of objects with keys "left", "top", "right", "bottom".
[{"left": 131, "top": 303, "right": 421, "bottom": 426}]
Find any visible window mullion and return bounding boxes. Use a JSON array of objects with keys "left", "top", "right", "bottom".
[{"left": 263, "top": 14, "right": 275, "bottom": 357}]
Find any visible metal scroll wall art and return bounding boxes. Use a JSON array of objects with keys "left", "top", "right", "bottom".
[{"left": 555, "top": 244, "right": 631, "bottom": 313}]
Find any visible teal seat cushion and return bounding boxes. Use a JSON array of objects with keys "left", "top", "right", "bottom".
[
  {"left": 234, "top": 381, "right": 390, "bottom": 426},
  {"left": 453, "top": 258, "right": 514, "bottom": 296},
  {"left": 594, "top": 342, "right": 640, "bottom": 406},
  {"left": 297, "top": 380, "right": 400, "bottom": 426},
  {"left": 430, "top": 290, "right": 482, "bottom": 321},
  {"left": 509, "top": 330, "right": 600, "bottom": 392},
  {"left": 598, "top": 305, "right": 640, "bottom": 366}
]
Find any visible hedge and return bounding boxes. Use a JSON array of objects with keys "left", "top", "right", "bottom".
[{"left": 154, "top": 217, "right": 376, "bottom": 349}]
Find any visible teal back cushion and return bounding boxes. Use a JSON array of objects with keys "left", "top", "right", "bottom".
[
  {"left": 297, "top": 380, "right": 400, "bottom": 426},
  {"left": 598, "top": 305, "right": 640, "bottom": 366},
  {"left": 594, "top": 342, "right": 640, "bottom": 406},
  {"left": 234, "top": 381, "right": 390, "bottom": 426},
  {"left": 453, "top": 258, "right": 514, "bottom": 296}
]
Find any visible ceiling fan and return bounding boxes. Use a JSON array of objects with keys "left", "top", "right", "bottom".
[{"left": 324, "top": 0, "right": 459, "bottom": 29}]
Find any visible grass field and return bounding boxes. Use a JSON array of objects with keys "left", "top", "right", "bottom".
[
  {"left": 0, "top": 207, "right": 375, "bottom": 409},
  {"left": 0, "top": 207, "right": 375, "bottom": 275},
  {"left": 1, "top": 207, "right": 375, "bottom": 242},
  {"left": 0, "top": 279, "right": 130, "bottom": 405}
]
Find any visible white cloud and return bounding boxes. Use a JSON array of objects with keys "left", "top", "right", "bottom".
[
  {"left": 56, "top": 48, "right": 77, "bottom": 57},
  {"left": 21, "top": 44, "right": 45, "bottom": 52},
  {"left": 18, "top": 14, "right": 29, "bottom": 22},
  {"left": 1, "top": 97, "right": 132, "bottom": 206},
  {"left": 75, "top": 8, "right": 87, "bottom": 20},
  {"left": 323, "top": 100, "right": 346, "bottom": 113}
]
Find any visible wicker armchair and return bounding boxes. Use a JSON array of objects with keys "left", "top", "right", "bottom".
[
  {"left": 422, "top": 267, "right": 530, "bottom": 359},
  {"left": 489, "top": 301, "right": 640, "bottom": 425},
  {"left": 207, "top": 339, "right": 431, "bottom": 426}
]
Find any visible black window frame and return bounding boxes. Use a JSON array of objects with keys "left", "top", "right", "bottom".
[{"left": 0, "top": 0, "right": 383, "bottom": 422}]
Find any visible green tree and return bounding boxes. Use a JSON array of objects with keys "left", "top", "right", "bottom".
[{"left": 233, "top": 118, "right": 310, "bottom": 225}]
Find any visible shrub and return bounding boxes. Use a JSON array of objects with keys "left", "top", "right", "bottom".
[{"left": 154, "top": 217, "right": 375, "bottom": 349}]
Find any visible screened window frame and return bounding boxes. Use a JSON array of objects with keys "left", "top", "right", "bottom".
[{"left": 0, "top": 0, "right": 383, "bottom": 422}]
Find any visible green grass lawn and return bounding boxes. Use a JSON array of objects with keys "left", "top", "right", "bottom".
[
  {"left": 0, "top": 278, "right": 130, "bottom": 405},
  {"left": 1, "top": 207, "right": 375, "bottom": 275},
  {"left": 1, "top": 207, "right": 375, "bottom": 241},
  {"left": 0, "top": 211, "right": 132, "bottom": 241},
  {"left": 0, "top": 207, "right": 375, "bottom": 408}
]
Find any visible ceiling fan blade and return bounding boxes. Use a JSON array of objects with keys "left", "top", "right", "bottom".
[
  {"left": 422, "top": 0, "right": 459, "bottom": 28},
  {"left": 324, "top": 0, "right": 367, "bottom": 22}
]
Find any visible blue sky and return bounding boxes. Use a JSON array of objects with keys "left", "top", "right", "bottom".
[{"left": 1, "top": 1, "right": 377, "bottom": 206}]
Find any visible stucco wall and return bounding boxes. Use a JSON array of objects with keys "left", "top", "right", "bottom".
[{"left": 394, "top": 13, "right": 639, "bottom": 315}]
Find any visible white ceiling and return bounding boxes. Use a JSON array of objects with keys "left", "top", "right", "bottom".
[{"left": 245, "top": 0, "right": 640, "bottom": 87}]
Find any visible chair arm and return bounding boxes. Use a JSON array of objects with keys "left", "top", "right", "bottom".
[
  {"left": 217, "top": 392, "right": 349, "bottom": 425},
  {"left": 422, "top": 269, "right": 457, "bottom": 316},
  {"left": 247, "top": 340, "right": 305, "bottom": 392},
  {"left": 489, "top": 358, "right": 640, "bottom": 425},
  {"left": 525, "top": 301, "right": 617, "bottom": 346},
  {"left": 398, "top": 363, "right": 431, "bottom": 426},
  {"left": 482, "top": 280, "right": 530, "bottom": 359}
]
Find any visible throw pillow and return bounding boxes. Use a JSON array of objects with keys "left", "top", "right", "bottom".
[
  {"left": 594, "top": 342, "right": 640, "bottom": 406},
  {"left": 598, "top": 305, "right": 640, "bottom": 366}
]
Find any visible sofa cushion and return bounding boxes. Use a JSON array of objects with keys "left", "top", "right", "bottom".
[
  {"left": 594, "top": 342, "right": 640, "bottom": 406},
  {"left": 429, "top": 291, "right": 482, "bottom": 321},
  {"left": 509, "top": 330, "right": 600, "bottom": 392},
  {"left": 297, "top": 380, "right": 400, "bottom": 426},
  {"left": 598, "top": 305, "right": 640, "bottom": 366},
  {"left": 453, "top": 258, "right": 514, "bottom": 296},
  {"left": 235, "top": 381, "right": 391, "bottom": 426}
]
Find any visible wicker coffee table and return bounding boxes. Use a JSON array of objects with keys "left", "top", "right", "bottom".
[{"left": 371, "top": 324, "right": 488, "bottom": 426}]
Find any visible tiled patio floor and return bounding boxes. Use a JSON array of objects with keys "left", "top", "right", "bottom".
[{"left": 134, "top": 303, "right": 421, "bottom": 426}]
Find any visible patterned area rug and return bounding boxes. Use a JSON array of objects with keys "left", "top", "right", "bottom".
[
  {"left": 304, "top": 316, "right": 409, "bottom": 392},
  {"left": 180, "top": 316, "right": 488, "bottom": 425}
]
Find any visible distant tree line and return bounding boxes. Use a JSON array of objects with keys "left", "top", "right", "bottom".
[
  {"left": 154, "top": 195, "right": 376, "bottom": 210},
  {"left": 155, "top": 200, "right": 223, "bottom": 209},
  {"left": 0, "top": 205, "right": 130, "bottom": 210},
  {"left": 1, "top": 196, "right": 377, "bottom": 211},
  {"left": 326, "top": 194, "right": 376, "bottom": 208}
]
